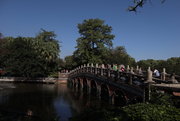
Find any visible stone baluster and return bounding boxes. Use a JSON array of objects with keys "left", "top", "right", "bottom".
[
  {"left": 139, "top": 68, "right": 143, "bottom": 75},
  {"left": 107, "top": 64, "right": 111, "bottom": 70},
  {"left": 118, "top": 65, "right": 121, "bottom": 72},
  {"left": 79, "top": 66, "right": 81, "bottom": 73},
  {"left": 87, "top": 63, "right": 90, "bottom": 67},
  {"left": 87, "top": 63, "right": 90, "bottom": 72},
  {"left": 76, "top": 67, "right": 78, "bottom": 73},
  {"left": 161, "top": 68, "right": 166, "bottom": 81},
  {"left": 145, "top": 67, "right": 154, "bottom": 83},
  {"left": 84, "top": 64, "right": 87, "bottom": 72},
  {"left": 77, "top": 66, "right": 80, "bottom": 73},
  {"left": 90, "top": 63, "right": 94, "bottom": 73},
  {"left": 117, "top": 65, "right": 121, "bottom": 79},
  {"left": 128, "top": 67, "right": 134, "bottom": 85},
  {"left": 101, "top": 64, "right": 105, "bottom": 68},
  {"left": 81, "top": 65, "right": 84, "bottom": 72},
  {"left": 78, "top": 66, "right": 81, "bottom": 73},
  {"left": 127, "top": 65, "right": 130, "bottom": 73},
  {"left": 101, "top": 64, "right": 105, "bottom": 76},
  {"left": 130, "top": 67, "right": 134, "bottom": 74},
  {"left": 72, "top": 69, "right": 74, "bottom": 74},
  {"left": 95, "top": 63, "right": 98, "bottom": 74},
  {"left": 108, "top": 64, "right": 111, "bottom": 78},
  {"left": 136, "top": 65, "right": 139, "bottom": 74},
  {"left": 129, "top": 73, "right": 133, "bottom": 85},
  {"left": 169, "top": 73, "right": 178, "bottom": 83},
  {"left": 75, "top": 68, "right": 77, "bottom": 74}
]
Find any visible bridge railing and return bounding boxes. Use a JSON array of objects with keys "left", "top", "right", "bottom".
[
  {"left": 69, "top": 63, "right": 180, "bottom": 85},
  {"left": 70, "top": 64, "right": 142, "bottom": 87}
]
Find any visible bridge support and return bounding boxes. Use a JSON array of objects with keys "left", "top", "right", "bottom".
[
  {"left": 109, "top": 95, "right": 114, "bottom": 105},
  {"left": 144, "top": 67, "right": 155, "bottom": 102},
  {"left": 143, "top": 83, "right": 152, "bottom": 102},
  {"left": 87, "top": 86, "right": 91, "bottom": 94},
  {"left": 96, "top": 85, "right": 101, "bottom": 99}
]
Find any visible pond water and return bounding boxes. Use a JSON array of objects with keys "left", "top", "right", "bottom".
[{"left": 0, "top": 83, "right": 109, "bottom": 121}]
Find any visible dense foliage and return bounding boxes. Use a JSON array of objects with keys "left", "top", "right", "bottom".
[
  {"left": 123, "top": 103, "right": 180, "bottom": 121},
  {"left": 70, "top": 103, "right": 180, "bottom": 121},
  {"left": 74, "top": 18, "right": 115, "bottom": 65},
  {"left": 107, "top": 46, "right": 136, "bottom": 66},
  {"left": 0, "top": 30, "right": 60, "bottom": 77},
  {"left": 137, "top": 57, "right": 180, "bottom": 75}
]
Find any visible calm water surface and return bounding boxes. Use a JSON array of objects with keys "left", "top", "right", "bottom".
[{"left": 0, "top": 83, "right": 109, "bottom": 121}]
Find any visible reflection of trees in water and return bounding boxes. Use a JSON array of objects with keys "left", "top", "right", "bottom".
[
  {"left": 0, "top": 83, "right": 17, "bottom": 104},
  {"left": 56, "top": 84, "right": 83, "bottom": 113},
  {"left": 101, "top": 84, "right": 109, "bottom": 101},
  {"left": 0, "top": 84, "right": 57, "bottom": 121},
  {"left": 0, "top": 83, "right": 113, "bottom": 121},
  {"left": 67, "top": 85, "right": 111, "bottom": 113}
]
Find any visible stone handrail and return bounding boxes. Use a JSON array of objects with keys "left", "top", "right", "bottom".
[{"left": 69, "top": 64, "right": 180, "bottom": 84}]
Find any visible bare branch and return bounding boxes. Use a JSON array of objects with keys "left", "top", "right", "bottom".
[{"left": 128, "top": 0, "right": 166, "bottom": 12}]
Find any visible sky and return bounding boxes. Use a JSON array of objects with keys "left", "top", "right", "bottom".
[{"left": 0, "top": 0, "right": 180, "bottom": 61}]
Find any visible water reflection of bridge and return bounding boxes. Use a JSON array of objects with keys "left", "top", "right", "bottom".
[{"left": 67, "top": 64, "right": 180, "bottom": 105}]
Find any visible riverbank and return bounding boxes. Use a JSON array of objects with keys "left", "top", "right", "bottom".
[{"left": 0, "top": 77, "right": 57, "bottom": 84}]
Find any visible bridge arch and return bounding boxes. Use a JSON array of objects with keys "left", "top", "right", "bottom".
[
  {"left": 83, "top": 78, "right": 88, "bottom": 92},
  {"left": 113, "top": 90, "right": 127, "bottom": 106},
  {"left": 90, "top": 80, "right": 97, "bottom": 95},
  {"left": 101, "top": 84, "right": 110, "bottom": 101},
  {"left": 77, "top": 78, "right": 81, "bottom": 90},
  {"left": 72, "top": 79, "right": 76, "bottom": 88}
]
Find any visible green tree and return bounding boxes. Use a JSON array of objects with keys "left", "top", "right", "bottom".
[
  {"left": 166, "top": 57, "right": 180, "bottom": 75},
  {"left": 137, "top": 59, "right": 160, "bottom": 70},
  {"left": 4, "top": 37, "right": 43, "bottom": 77},
  {"left": 58, "top": 58, "right": 65, "bottom": 70},
  {"left": 64, "top": 55, "right": 78, "bottom": 70},
  {"left": 107, "top": 46, "right": 136, "bottom": 66},
  {"left": 32, "top": 30, "right": 60, "bottom": 75},
  {"left": 0, "top": 33, "right": 7, "bottom": 68},
  {"left": 74, "top": 18, "right": 115, "bottom": 65},
  {"left": 137, "top": 57, "right": 180, "bottom": 75},
  {"left": 1, "top": 30, "right": 60, "bottom": 77},
  {"left": 34, "top": 29, "right": 60, "bottom": 63}
]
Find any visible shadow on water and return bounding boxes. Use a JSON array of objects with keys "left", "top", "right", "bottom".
[{"left": 0, "top": 83, "right": 113, "bottom": 121}]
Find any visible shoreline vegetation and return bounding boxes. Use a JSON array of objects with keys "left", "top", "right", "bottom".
[
  {"left": 70, "top": 90, "right": 180, "bottom": 121},
  {"left": 69, "top": 103, "right": 180, "bottom": 121}
]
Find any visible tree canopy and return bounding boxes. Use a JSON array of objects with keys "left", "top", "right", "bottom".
[
  {"left": 74, "top": 18, "right": 115, "bottom": 65},
  {"left": 137, "top": 57, "right": 180, "bottom": 75},
  {"left": 107, "top": 46, "right": 136, "bottom": 66},
  {"left": 0, "top": 30, "right": 60, "bottom": 77}
]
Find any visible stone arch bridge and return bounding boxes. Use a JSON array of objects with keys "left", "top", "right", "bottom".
[{"left": 67, "top": 64, "right": 180, "bottom": 105}]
